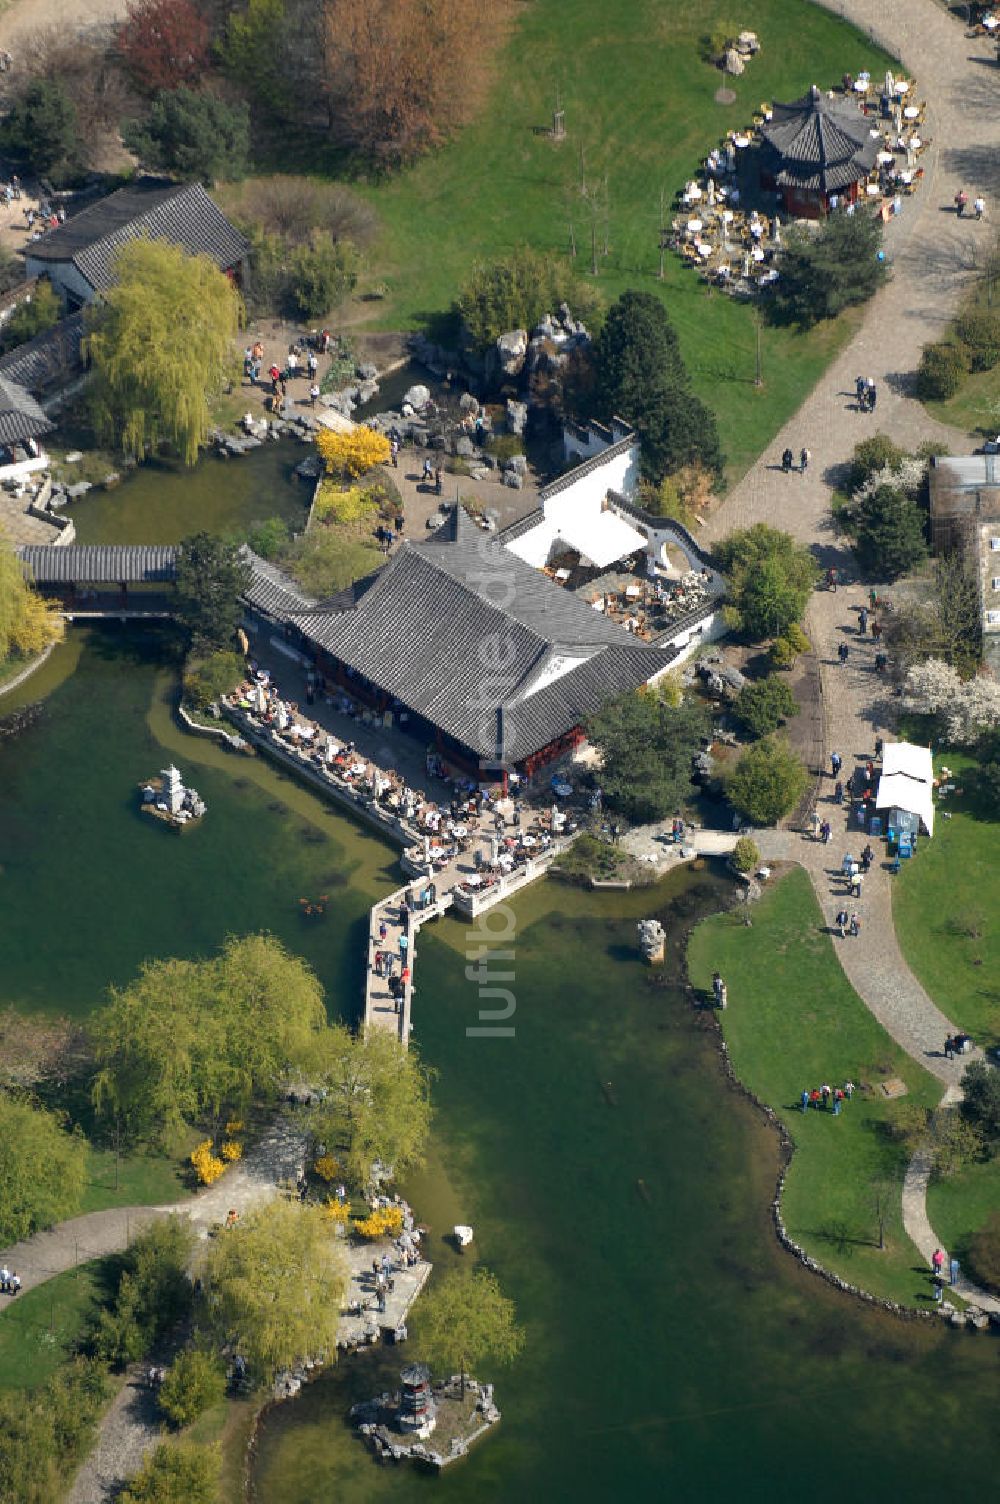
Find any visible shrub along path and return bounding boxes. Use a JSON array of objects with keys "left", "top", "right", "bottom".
[{"left": 703, "top": 0, "right": 1000, "bottom": 1311}]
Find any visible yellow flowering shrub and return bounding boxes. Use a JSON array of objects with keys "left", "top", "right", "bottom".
[
  {"left": 315, "top": 425, "right": 391, "bottom": 479},
  {"left": 313, "top": 1153, "right": 340, "bottom": 1182},
  {"left": 225, "top": 1119, "right": 244, "bottom": 1134},
  {"left": 221, "top": 1140, "right": 243, "bottom": 1162},
  {"left": 323, "top": 1198, "right": 351, "bottom": 1226},
  {"left": 191, "top": 1140, "right": 225, "bottom": 1185},
  {"left": 354, "top": 1206, "right": 404, "bottom": 1239}
]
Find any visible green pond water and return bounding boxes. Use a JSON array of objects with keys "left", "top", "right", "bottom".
[
  {"left": 2, "top": 630, "right": 998, "bottom": 1502},
  {"left": 69, "top": 441, "right": 310, "bottom": 545}
]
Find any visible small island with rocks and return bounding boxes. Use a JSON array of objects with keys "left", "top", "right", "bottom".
[
  {"left": 351, "top": 1363, "right": 501, "bottom": 1470},
  {"left": 139, "top": 763, "right": 207, "bottom": 829}
]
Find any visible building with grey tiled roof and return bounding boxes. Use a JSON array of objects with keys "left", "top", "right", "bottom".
[
  {"left": 23, "top": 178, "right": 249, "bottom": 308},
  {"left": 0, "top": 375, "right": 53, "bottom": 447},
  {"left": 292, "top": 508, "right": 677, "bottom": 775}
]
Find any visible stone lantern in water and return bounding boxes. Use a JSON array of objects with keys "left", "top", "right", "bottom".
[
  {"left": 161, "top": 765, "right": 184, "bottom": 815},
  {"left": 398, "top": 1363, "right": 436, "bottom": 1437}
]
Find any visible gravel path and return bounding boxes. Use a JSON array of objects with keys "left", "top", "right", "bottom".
[
  {"left": 0, "top": 0, "right": 127, "bottom": 48},
  {"left": 708, "top": 0, "right": 1000, "bottom": 1308}
]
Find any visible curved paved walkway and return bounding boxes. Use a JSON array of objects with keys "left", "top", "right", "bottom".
[
  {"left": 902, "top": 1141, "right": 1000, "bottom": 1313},
  {"left": 0, "top": 1118, "right": 305, "bottom": 1307},
  {"left": 707, "top": 0, "right": 1000, "bottom": 1305}
]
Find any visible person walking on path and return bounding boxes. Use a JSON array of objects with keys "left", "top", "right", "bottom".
[
  {"left": 831, "top": 751, "right": 842, "bottom": 779},
  {"left": 849, "top": 912, "right": 861, "bottom": 937},
  {"left": 836, "top": 908, "right": 849, "bottom": 937},
  {"left": 867, "top": 378, "right": 877, "bottom": 411},
  {"left": 859, "top": 608, "right": 869, "bottom": 634},
  {"left": 782, "top": 447, "right": 794, "bottom": 472},
  {"left": 944, "top": 1034, "right": 956, "bottom": 1059},
  {"left": 800, "top": 447, "right": 810, "bottom": 473},
  {"left": 838, "top": 642, "right": 850, "bottom": 665},
  {"left": 955, "top": 188, "right": 968, "bottom": 217},
  {"left": 974, "top": 195, "right": 986, "bottom": 221},
  {"left": 801, "top": 1089, "right": 810, "bottom": 1113}
]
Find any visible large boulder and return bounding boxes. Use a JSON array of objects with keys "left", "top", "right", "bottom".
[
  {"left": 502, "top": 468, "right": 524, "bottom": 489},
  {"left": 723, "top": 47, "right": 745, "bottom": 75},
  {"left": 403, "top": 383, "right": 431, "bottom": 411},
  {"left": 495, "top": 329, "right": 528, "bottom": 378},
  {"left": 356, "top": 361, "right": 378, "bottom": 380},
  {"left": 455, "top": 435, "right": 477, "bottom": 458},
  {"left": 506, "top": 399, "right": 528, "bottom": 436}
]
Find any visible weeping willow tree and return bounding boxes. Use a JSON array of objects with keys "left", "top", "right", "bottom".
[
  {"left": 84, "top": 239, "right": 242, "bottom": 465},
  {"left": 0, "top": 528, "right": 64, "bottom": 664}
]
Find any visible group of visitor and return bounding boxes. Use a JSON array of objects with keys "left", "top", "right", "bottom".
[
  {"left": 800, "top": 1081, "right": 855, "bottom": 1116},
  {"left": 943, "top": 1032, "right": 973, "bottom": 1059},
  {"left": 0, "top": 1267, "right": 22, "bottom": 1296},
  {"left": 855, "top": 376, "right": 878, "bottom": 413}
]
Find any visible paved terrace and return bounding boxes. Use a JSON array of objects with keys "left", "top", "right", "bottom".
[{"left": 222, "top": 636, "right": 576, "bottom": 1045}]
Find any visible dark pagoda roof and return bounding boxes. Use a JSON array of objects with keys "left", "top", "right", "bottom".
[
  {"left": 760, "top": 86, "right": 878, "bottom": 193},
  {"left": 295, "top": 509, "right": 673, "bottom": 765}
]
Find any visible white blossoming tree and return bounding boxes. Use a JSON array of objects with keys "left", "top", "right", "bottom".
[{"left": 902, "top": 658, "right": 1000, "bottom": 743}]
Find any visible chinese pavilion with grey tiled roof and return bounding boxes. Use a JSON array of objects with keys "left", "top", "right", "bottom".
[
  {"left": 759, "top": 86, "right": 878, "bottom": 218},
  {"left": 23, "top": 178, "right": 249, "bottom": 307}
]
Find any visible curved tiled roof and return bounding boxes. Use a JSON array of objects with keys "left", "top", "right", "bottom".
[
  {"left": 18, "top": 544, "right": 178, "bottom": 584},
  {"left": 761, "top": 88, "right": 878, "bottom": 193},
  {"left": 25, "top": 178, "right": 249, "bottom": 294},
  {"left": 0, "top": 375, "right": 53, "bottom": 445},
  {"left": 296, "top": 530, "right": 673, "bottom": 763}
]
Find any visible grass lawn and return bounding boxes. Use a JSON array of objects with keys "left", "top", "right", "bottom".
[
  {"left": 0, "top": 650, "right": 43, "bottom": 691},
  {"left": 924, "top": 365, "right": 997, "bottom": 443},
  {"left": 892, "top": 750, "right": 1000, "bottom": 1050},
  {"left": 79, "top": 1146, "right": 192, "bottom": 1217},
  {"left": 926, "top": 1155, "right": 1000, "bottom": 1276},
  {"left": 0, "top": 1263, "right": 107, "bottom": 1391},
  {"left": 313, "top": 0, "right": 893, "bottom": 484},
  {"left": 688, "top": 867, "right": 942, "bottom": 1307}
]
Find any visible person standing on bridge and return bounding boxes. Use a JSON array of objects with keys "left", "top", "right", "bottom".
[{"left": 800, "top": 447, "right": 810, "bottom": 473}]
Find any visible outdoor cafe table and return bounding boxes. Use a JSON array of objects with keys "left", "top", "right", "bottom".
[
  {"left": 903, "top": 105, "right": 919, "bottom": 119},
  {"left": 733, "top": 134, "right": 750, "bottom": 148},
  {"left": 877, "top": 150, "right": 895, "bottom": 165},
  {"left": 698, "top": 243, "right": 713, "bottom": 258},
  {"left": 853, "top": 79, "right": 868, "bottom": 92},
  {"left": 894, "top": 80, "right": 910, "bottom": 94},
  {"left": 686, "top": 218, "right": 703, "bottom": 233}
]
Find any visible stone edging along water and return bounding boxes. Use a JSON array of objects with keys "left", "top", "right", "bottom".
[
  {"left": 679, "top": 900, "right": 943, "bottom": 1324},
  {"left": 0, "top": 642, "right": 55, "bottom": 700},
  {"left": 710, "top": 1029, "right": 935, "bottom": 1323}
]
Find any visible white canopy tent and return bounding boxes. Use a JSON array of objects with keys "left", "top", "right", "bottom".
[{"left": 875, "top": 741, "right": 935, "bottom": 836}]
